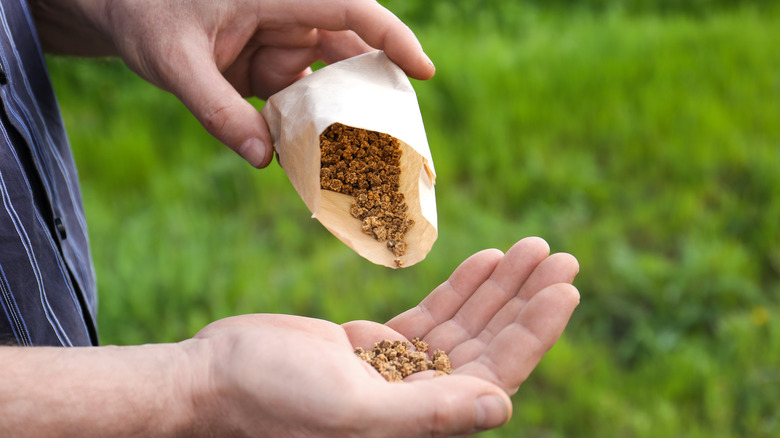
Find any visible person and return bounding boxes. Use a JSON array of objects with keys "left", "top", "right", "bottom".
[{"left": 0, "top": 0, "right": 581, "bottom": 436}]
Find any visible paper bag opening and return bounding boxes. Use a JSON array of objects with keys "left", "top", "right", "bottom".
[{"left": 261, "top": 51, "right": 437, "bottom": 268}]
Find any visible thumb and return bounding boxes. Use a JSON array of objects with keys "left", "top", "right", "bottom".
[
  {"left": 366, "top": 375, "right": 512, "bottom": 436},
  {"left": 163, "top": 49, "right": 274, "bottom": 168}
]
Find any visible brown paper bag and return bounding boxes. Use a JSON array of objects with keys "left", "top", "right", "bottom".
[{"left": 261, "top": 51, "right": 437, "bottom": 268}]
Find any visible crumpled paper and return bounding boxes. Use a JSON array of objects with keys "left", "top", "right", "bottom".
[{"left": 261, "top": 51, "right": 437, "bottom": 268}]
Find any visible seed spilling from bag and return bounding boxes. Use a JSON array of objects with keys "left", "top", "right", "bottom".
[{"left": 320, "top": 123, "right": 414, "bottom": 267}]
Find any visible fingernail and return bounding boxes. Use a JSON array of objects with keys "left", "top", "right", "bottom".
[
  {"left": 475, "top": 395, "right": 509, "bottom": 430},
  {"left": 238, "top": 137, "right": 268, "bottom": 168}
]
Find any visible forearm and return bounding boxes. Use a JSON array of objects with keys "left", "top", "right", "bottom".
[
  {"left": 0, "top": 342, "right": 199, "bottom": 437},
  {"left": 29, "top": 0, "right": 116, "bottom": 56}
]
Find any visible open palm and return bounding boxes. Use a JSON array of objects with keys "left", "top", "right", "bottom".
[
  {"left": 192, "top": 237, "right": 579, "bottom": 437},
  {"left": 344, "top": 236, "right": 580, "bottom": 393}
]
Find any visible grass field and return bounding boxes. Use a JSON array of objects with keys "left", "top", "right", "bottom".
[{"left": 47, "top": 1, "right": 779, "bottom": 436}]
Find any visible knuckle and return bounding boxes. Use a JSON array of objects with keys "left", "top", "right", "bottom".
[{"left": 201, "top": 101, "right": 232, "bottom": 134}]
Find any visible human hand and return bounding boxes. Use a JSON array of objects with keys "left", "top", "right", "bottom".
[
  {"left": 185, "top": 237, "right": 579, "bottom": 437},
  {"left": 34, "top": 0, "right": 434, "bottom": 168},
  {"left": 345, "top": 236, "right": 580, "bottom": 422}
]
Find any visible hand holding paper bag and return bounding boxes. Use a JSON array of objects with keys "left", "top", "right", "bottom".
[{"left": 261, "top": 51, "right": 437, "bottom": 268}]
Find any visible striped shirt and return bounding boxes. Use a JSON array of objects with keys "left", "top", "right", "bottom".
[{"left": 0, "top": 0, "right": 98, "bottom": 346}]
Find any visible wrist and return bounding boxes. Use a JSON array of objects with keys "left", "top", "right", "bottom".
[
  {"left": 151, "top": 340, "right": 208, "bottom": 437},
  {"left": 176, "top": 337, "right": 230, "bottom": 438},
  {"left": 90, "top": 343, "right": 204, "bottom": 437}
]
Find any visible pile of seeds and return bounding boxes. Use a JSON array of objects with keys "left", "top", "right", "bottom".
[
  {"left": 320, "top": 123, "right": 414, "bottom": 267},
  {"left": 354, "top": 337, "right": 453, "bottom": 382}
]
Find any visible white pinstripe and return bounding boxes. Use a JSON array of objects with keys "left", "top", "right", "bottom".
[{"left": 0, "top": 2, "right": 94, "bottom": 305}]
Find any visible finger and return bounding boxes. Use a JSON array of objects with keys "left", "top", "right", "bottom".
[
  {"left": 423, "top": 237, "right": 551, "bottom": 351},
  {"left": 517, "top": 252, "right": 579, "bottom": 302},
  {"left": 386, "top": 248, "right": 504, "bottom": 340},
  {"left": 274, "top": 0, "right": 435, "bottom": 79},
  {"left": 359, "top": 375, "right": 512, "bottom": 436},
  {"left": 454, "top": 283, "right": 581, "bottom": 393},
  {"left": 479, "top": 252, "right": 580, "bottom": 346},
  {"left": 224, "top": 27, "right": 320, "bottom": 97},
  {"left": 315, "top": 29, "right": 376, "bottom": 64},
  {"left": 244, "top": 46, "right": 318, "bottom": 98},
  {"left": 241, "top": 30, "right": 373, "bottom": 98},
  {"left": 445, "top": 252, "right": 579, "bottom": 367},
  {"left": 165, "top": 47, "right": 275, "bottom": 168}
]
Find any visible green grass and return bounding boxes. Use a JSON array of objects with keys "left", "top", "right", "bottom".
[{"left": 47, "top": 2, "right": 779, "bottom": 437}]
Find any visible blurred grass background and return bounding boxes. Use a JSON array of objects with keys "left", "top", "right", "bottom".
[{"left": 46, "top": 0, "right": 779, "bottom": 436}]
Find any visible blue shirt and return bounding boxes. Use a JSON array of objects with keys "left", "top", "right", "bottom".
[{"left": 0, "top": 0, "right": 97, "bottom": 346}]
